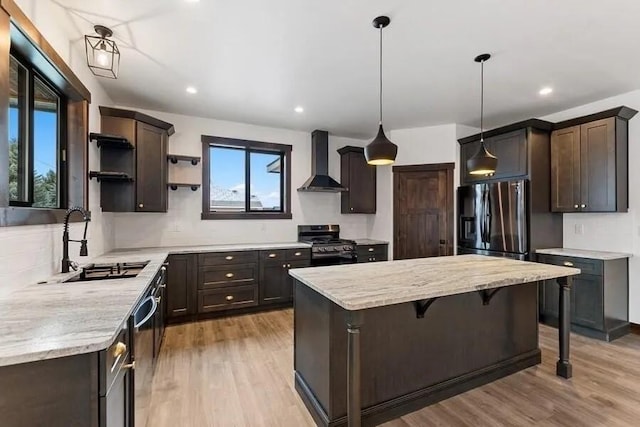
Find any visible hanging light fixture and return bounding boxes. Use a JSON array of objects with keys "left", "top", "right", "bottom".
[
  {"left": 467, "top": 53, "right": 498, "bottom": 175},
  {"left": 364, "top": 16, "right": 398, "bottom": 166},
  {"left": 85, "top": 25, "right": 120, "bottom": 79}
]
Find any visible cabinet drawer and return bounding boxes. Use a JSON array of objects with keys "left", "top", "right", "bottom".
[
  {"left": 537, "top": 254, "right": 602, "bottom": 276},
  {"left": 198, "top": 264, "right": 257, "bottom": 289},
  {"left": 198, "top": 251, "right": 258, "bottom": 266},
  {"left": 260, "top": 250, "right": 287, "bottom": 261},
  {"left": 198, "top": 285, "right": 258, "bottom": 313},
  {"left": 286, "top": 248, "right": 311, "bottom": 261},
  {"left": 357, "top": 244, "right": 388, "bottom": 258}
]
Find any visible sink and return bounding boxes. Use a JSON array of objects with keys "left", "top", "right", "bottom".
[{"left": 63, "top": 261, "right": 149, "bottom": 283}]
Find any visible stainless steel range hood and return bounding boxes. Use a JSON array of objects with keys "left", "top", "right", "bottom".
[{"left": 297, "top": 130, "right": 347, "bottom": 192}]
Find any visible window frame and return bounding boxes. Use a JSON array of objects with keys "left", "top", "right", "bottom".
[
  {"left": 201, "top": 135, "right": 292, "bottom": 220},
  {"left": 0, "top": 1, "right": 91, "bottom": 227},
  {"left": 9, "top": 50, "right": 68, "bottom": 209}
]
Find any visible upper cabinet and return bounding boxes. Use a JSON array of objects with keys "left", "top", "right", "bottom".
[
  {"left": 338, "top": 146, "right": 376, "bottom": 214},
  {"left": 95, "top": 107, "right": 174, "bottom": 213},
  {"left": 458, "top": 120, "right": 553, "bottom": 185},
  {"left": 551, "top": 107, "right": 637, "bottom": 213}
]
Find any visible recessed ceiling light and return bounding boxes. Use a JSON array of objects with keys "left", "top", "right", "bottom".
[
  {"left": 184, "top": 0, "right": 200, "bottom": 3},
  {"left": 186, "top": 86, "right": 198, "bottom": 94},
  {"left": 539, "top": 87, "right": 553, "bottom": 96},
  {"left": 294, "top": 106, "right": 304, "bottom": 113}
]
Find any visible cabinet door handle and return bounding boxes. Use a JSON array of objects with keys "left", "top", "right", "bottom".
[
  {"left": 226, "top": 295, "right": 234, "bottom": 301},
  {"left": 368, "top": 248, "right": 375, "bottom": 252},
  {"left": 268, "top": 253, "right": 277, "bottom": 258},
  {"left": 138, "top": 203, "right": 144, "bottom": 208},
  {"left": 581, "top": 204, "right": 586, "bottom": 208},
  {"left": 225, "top": 255, "right": 234, "bottom": 260},
  {"left": 123, "top": 361, "right": 136, "bottom": 370},
  {"left": 225, "top": 273, "right": 234, "bottom": 278},
  {"left": 563, "top": 261, "right": 574, "bottom": 267},
  {"left": 294, "top": 252, "right": 302, "bottom": 256},
  {"left": 288, "top": 264, "right": 291, "bottom": 268},
  {"left": 574, "top": 205, "right": 579, "bottom": 209}
]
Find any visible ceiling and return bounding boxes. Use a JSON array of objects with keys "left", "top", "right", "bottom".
[{"left": 42, "top": 0, "right": 640, "bottom": 138}]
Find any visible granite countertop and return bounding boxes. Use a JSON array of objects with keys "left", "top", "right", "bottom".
[
  {"left": 352, "top": 239, "right": 389, "bottom": 245},
  {"left": 535, "top": 248, "right": 632, "bottom": 260},
  {"left": 289, "top": 254, "right": 580, "bottom": 311},
  {"left": 0, "top": 241, "right": 309, "bottom": 368}
]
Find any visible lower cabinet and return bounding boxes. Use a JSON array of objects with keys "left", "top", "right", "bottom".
[
  {"left": 198, "top": 285, "right": 259, "bottom": 312},
  {"left": 260, "top": 250, "right": 311, "bottom": 304},
  {"left": 538, "top": 254, "right": 629, "bottom": 341},
  {"left": 356, "top": 243, "right": 389, "bottom": 263},
  {"left": 166, "top": 254, "right": 197, "bottom": 319}
]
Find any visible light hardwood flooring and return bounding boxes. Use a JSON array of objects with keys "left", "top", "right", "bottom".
[{"left": 147, "top": 309, "right": 640, "bottom": 427}]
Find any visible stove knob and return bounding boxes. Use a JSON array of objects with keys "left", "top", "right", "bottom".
[{"left": 318, "top": 247, "right": 326, "bottom": 252}]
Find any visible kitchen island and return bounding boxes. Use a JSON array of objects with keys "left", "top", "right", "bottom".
[{"left": 289, "top": 255, "right": 580, "bottom": 427}]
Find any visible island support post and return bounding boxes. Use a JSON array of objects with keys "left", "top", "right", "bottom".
[
  {"left": 556, "top": 275, "right": 573, "bottom": 378},
  {"left": 346, "top": 310, "right": 364, "bottom": 427}
]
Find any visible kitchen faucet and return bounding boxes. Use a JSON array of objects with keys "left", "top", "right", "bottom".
[{"left": 62, "top": 206, "right": 90, "bottom": 273}]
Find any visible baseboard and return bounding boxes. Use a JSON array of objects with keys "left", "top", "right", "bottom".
[
  {"left": 540, "top": 316, "right": 630, "bottom": 342},
  {"left": 166, "top": 302, "right": 292, "bottom": 325},
  {"left": 295, "top": 349, "right": 541, "bottom": 427}
]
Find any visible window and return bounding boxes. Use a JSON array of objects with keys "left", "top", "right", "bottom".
[
  {"left": 8, "top": 53, "right": 65, "bottom": 208},
  {"left": 202, "top": 136, "right": 292, "bottom": 219}
]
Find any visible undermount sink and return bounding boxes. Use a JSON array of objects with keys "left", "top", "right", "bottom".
[{"left": 63, "top": 261, "right": 149, "bottom": 283}]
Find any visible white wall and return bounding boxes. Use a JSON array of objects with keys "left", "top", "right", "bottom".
[
  {"left": 111, "top": 108, "right": 373, "bottom": 248},
  {"left": 540, "top": 89, "right": 640, "bottom": 323},
  {"left": 369, "top": 124, "right": 465, "bottom": 258},
  {"left": 0, "top": 1, "right": 115, "bottom": 295}
]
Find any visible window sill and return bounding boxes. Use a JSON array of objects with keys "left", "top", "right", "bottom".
[
  {"left": 201, "top": 212, "right": 292, "bottom": 220},
  {"left": 0, "top": 207, "right": 91, "bottom": 227}
]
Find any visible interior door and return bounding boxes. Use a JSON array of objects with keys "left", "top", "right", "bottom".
[{"left": 393, "top": 163, "right": 454, "bottom": 260}]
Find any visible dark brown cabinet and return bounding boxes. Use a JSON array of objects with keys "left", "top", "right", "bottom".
[
  {"left": 338, "top": 146, "right": 376, "bottom": 214},
  {"left": 97, "top": 107, "right": 174, "bottom": 213},
  {"left": 551, "top": 107, "right": 637, "bottom": 213},
  {"left": 538, "top": 253, "right": 629, "bottom": 341},
  {"left": 356, "top": 243, "right": 388, "bottom": 263},
  {"left": 259, "top": 249, "right": 311, "bottom": 304},
  {"left": 166, "top": 254, "right": 197, "bottom": 319},
  {"left": 460, "top": 129, "right": 528, "bottom": 182}
]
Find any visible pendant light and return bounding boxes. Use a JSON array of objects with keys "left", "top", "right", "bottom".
[
  {"left": 364, "top": 16, "right": 398, "bottom": 166},
  {"left": 85, "top": 25, "right": 120, "bottom": 79},
  {"left": 467, "top": 53, "right": 498, "bottom": 175}
]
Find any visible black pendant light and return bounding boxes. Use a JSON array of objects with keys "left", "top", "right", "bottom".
[
  {"left": 467, "top": 53, "right": 497, "bottom": 175},
  {"left": 364, "top": 16, "right": 398, "bottom": 166}
]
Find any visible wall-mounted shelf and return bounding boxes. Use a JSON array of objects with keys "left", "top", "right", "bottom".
[
  {"left": 168, "top": 182, "right": 200, "bottom": 191},
  {"left": 89, "top": 132, "right": 134, "bottom": 149},
  {"left": 167, "top": 154, "right": 200, "bottom": 165},
  {"left": 89, "top": 171, "right": 133, "bottom": 182}
]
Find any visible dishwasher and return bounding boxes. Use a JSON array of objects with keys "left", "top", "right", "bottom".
[{"left": 131, "top": 282, "right": 158, "bottom": 427}]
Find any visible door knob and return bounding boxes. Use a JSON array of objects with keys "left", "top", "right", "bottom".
[{"left": 226, "top": 295, "right": 234, "bottom": 301}]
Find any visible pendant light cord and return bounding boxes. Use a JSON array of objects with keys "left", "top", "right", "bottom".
[
  {"left": 379, "top": 24, "right": 383, "bottom": 125},
  {"left": 480, "top": 58, "right": 484, "bottom": 142}
]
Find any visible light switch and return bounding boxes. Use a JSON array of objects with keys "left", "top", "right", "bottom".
[{"left": 574, "top": 224, "right": 584, "bottom": 235}]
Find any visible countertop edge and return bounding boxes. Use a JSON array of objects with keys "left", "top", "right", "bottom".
[{"left": 535, "top": 248, "right": 633, "bottom": 260}]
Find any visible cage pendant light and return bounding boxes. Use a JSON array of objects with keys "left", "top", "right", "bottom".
[
  {"left": 85, "top": 25, "right": 120, "bottom": 79},
  {"left": 364, "top": 16, "right": 398, "bottom": 166},
  {"left": 467, "top": 53, "right": 498, "bottom": 175}
]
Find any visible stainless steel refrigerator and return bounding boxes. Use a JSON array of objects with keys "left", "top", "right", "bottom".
[{"left": 458, "top": 179, "right": 529, "bottom": 260}]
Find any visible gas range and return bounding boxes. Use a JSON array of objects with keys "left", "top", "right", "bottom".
[{"left": 298, "top": 225, "right": 357, "bottom": 265}]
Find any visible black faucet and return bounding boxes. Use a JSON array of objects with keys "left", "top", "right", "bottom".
[{"left": 62, "top": 206, "right": 90, "bottom": 273}]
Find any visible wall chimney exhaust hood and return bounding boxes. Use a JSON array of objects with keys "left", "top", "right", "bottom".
[{"left": 298, "top": 130, "right": 347, "bottom": 192}]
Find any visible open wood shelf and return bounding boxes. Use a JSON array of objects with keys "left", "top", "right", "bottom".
[
  {"left": 89, "top": 171, "right": 133, "bottom": 182},
  {"left": 89, "top": 133, "right": 134, "bottom": 149},
  {"left": 167, "top": 154, "right": 201, "bottom": 165},
  {"left": 168, "top": 182, "right": 201, "bottom": 191}
]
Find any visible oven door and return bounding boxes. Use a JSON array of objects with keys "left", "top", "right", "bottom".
[{"left": 310, "top": 254, "right": 357, "bottom": 267}]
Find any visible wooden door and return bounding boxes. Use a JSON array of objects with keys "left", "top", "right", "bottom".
[
  {"left": 550, "top": 126, "right": 581, "bottom": 212},
  {"left": 580, "top": 118, "right": 616, "bottom": 212},
  {"left": 166, "top": 254, "right": 197, "bottom": 318},
  {"left": 136, "top": 122, "right": 167, "bottom": 212},
  {"left": 393, "top": 163, "right": 454, "bottom": 260},
  {"left": 572, "top": 274, "right": 605, "bottom": 330}
]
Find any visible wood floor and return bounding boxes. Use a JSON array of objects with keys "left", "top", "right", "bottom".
[{"left": 148, "top": 309, "right": 640, "bottom": 427}]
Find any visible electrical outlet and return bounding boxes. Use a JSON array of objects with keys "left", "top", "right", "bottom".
[{"left": 574, "top": 224, "right": 584, "bottom": 235}]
